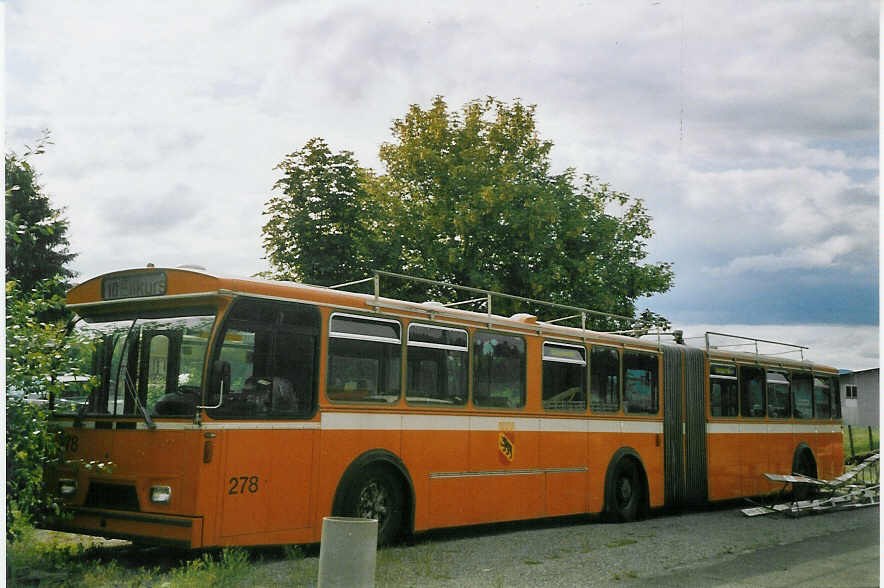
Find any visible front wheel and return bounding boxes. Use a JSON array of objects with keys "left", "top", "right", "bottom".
[
  {"left": 607, "top": 459, "right": 642, "bottom": 522},
  {"left": 342, "top": 466, "right": 404, "bottom": 545}
]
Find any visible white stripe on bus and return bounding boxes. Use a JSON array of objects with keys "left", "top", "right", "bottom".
[{"left": 52, "top": 415, "right": 836, "bottom": 435}]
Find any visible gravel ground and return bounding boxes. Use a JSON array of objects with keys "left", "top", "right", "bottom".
[
  {"left": 34, "top": 502, "right": 878, "bottom": 586},
  {"left": 366, "top": 504, "right": 879, "bottom": 587}
]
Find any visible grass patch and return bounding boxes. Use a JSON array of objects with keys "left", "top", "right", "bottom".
[
  {"left": 283, "top": 544, "right": 305, "bottom": 561},
  {"left": 163, "top": 547, "right": 251, "bottom": 587},
  {"left": 605, "top": 538, "right": 638, "bottom": 549},
  {"left": 376, "top": 542, "right": 454, "bottom": 584},
  {"left": 524, "top": 559, "right": 543, "bottom": 565},
  {"left": 6, "top": 522, "right": 257, "bottom": 587},
  {"left": 844, "top": 426, "right": 878, "bottom": 458}
]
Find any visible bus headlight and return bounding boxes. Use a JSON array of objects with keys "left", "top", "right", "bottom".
[
  {"left": 59, "top": 478, "right": 78, "bottom": 497},
  {"left": 150, "top": 485, "right": 172, "bottom": 504}
]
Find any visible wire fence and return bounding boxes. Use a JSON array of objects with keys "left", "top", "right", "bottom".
[{"left": 844, "top": 425, "right": 878, "bottom": 464}]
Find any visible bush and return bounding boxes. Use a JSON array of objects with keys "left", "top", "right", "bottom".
[
  {"left": 6, "top": 398, "right": 64, "bottom": 538},
  {"left": 5, "top": 277, "right": 86, "bottom": 538}
]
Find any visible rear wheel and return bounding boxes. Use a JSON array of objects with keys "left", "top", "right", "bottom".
[
  {"left": 792, "top": 451, "right": 817, "bottom": 501},
  {"left": 607, "top": 459, "right": 642, "bottom": 522},
  {"left": 342, "top": 466, "right": 404, "bottom": 545}
]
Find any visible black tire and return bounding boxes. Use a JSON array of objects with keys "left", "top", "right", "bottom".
[
  {"left": 607, "top": 459, "right": 642, "bottom": 522},
  {"left": 792, "top": 451, "right": 817, "bottom": 501},
  {"left": 342, "top": 465, "right": 404, "bottom": 545}
]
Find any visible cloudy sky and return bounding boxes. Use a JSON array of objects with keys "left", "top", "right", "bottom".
[{"left": 6, "top": 1, "right": 879, "bottom": 370}]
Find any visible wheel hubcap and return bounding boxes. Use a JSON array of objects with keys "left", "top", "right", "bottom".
[
  {"left": 617, "top": 476, "right": 633, "bottom": 506},
  {"left": 358, "top": 480, "right": 388, "bottom": 525}
]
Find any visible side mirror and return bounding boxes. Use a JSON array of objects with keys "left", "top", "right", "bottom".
[{"left": 198, "top": 360, "right": 230, "bottom": 410}]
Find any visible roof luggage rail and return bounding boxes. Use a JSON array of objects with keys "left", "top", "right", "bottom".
[
  {"left": 330, "top": 270, "right": 636, "bottom": 332},
  {"left": 703, "top": 331, "right": 808, "bottom": 361}
]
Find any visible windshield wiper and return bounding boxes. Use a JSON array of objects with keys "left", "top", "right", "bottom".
[{"left": 115, "top": 319, "right": 156, "bottom": 430}]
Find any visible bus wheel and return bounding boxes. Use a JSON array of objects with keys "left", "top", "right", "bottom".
[
  {"left": 607, "top": 459, "right": 642, "bottom": 522},
  {"left": 792, "top": 450, "right": 817, "bottom": 501},
  {"left": 344, "top": 466, "right": 404, "bottom": 545}
]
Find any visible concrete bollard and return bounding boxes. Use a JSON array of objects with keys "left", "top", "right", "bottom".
[{"left": 317, "top": 516, "right": 378, "bottom": 588}]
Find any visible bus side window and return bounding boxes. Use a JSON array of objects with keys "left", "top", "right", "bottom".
[
  {"left": 542, "top": 342, "right": 586, "bottom": 412},
  {"left": 792, "top": 372, "right": 813, "bottom": 419},
  {"left": 813, "top": 375, "right": 831, "bottom": 419},
  {"left": 710, "top": 363, "right": 738, "bottom": 417},
  {"left": 766, "top": 371, "right": 791, "bottom": 419},
  {"left": 472, "top": 332, "right": 525, "bottom": 409},
  {"left": 590, "top": 346, "right": 620, "bottom": 413},
  {"left": 739, "top": 365, "right": 765, "bottom": 418},
  {"left": 327, "top": 314, "right": 401, "bottom": 404},
  {"left": 623, "top": 351, "right": 658, "bottom": 415},
  {"left": 406, "top": 324, "right": 468, "bottom": 406},
  {"left": 210, "top": 299, "right": 319, "bottom": 418},
  {"left": 830, "top": 376, "right": 841, "bottom": 419}
]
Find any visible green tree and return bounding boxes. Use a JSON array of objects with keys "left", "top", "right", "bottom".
[
  {"left": 376, "top": 97, "right": 673, "bottom": 324},
  {"left": 263, "top": 97, "right": 674, "bottom": 327},
  {"left": 6, "top": 131, "right": 76, "bottom": 298},
  {"left": 5, "top": 133, "right": 83, "bottom": 538},
  {"left": 262, "top": 137, "right": 396, "bottom": 286}
]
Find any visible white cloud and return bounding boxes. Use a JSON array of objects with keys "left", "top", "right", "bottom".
[{"left": 712, "top": 235, "right": 861, "bottom": 274}]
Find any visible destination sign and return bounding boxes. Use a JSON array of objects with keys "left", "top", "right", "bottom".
[
  {"left": 102, "top": 271, "right": 168, "bottom": 301},
  {"left": 710, "top": 363, "right": 737, "bottom": 377}
]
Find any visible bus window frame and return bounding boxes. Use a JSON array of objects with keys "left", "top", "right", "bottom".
[
  {"left": 791, "top": 370, "right": 814, "bottom": 420},
  {"left": 811, "top": 371, "right": 834, "bottom": 420},
  {"left": 541, "top": 340, "right": 588, "bottom": 413},
  {"left": 828, "top": 373, "right": 841, "bottom": 419},
  {"left": 206, "top": 296, "right": 321, "bottom": 420},
  {"left": 765, "top": 369, "right": 791, "bottom": 420},
  {"left": 589, "top": 344, "right": 621, "bottom": 415},
  {"left": 709, "top": 362, "right": 739, "bottom": 418},
  {"left": 471, "top": 329, "right": 527, "bottom": 411},
  {"left": 621, "top": 348, "right": 660, "bottom": 416},
  {"left": 404, "top": 321, "right": 469, "bottom": 408},
  {"left": 738, "top": 364, "right": 766, "bottom": 419},
  {"left": 326, "top": 311, "right": 403, "bottom": 405}
]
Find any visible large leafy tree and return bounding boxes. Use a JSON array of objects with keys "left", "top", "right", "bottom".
[
  {"left": 6, "top": 131, "right": 76, "bottom": 297},
  {"left": 262, "top": 137, "right": 396, "bottom": 286},
  {"left": 263, "top": 97, "right": 673, "bottom": 328}
]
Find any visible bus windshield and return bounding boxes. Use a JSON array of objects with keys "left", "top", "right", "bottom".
[{"left": 60, "top": 312, "right": 216, "bottom": 417}]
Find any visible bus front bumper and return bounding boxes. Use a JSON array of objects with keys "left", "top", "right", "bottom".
[{"left": 49, "top": 508, "right": 203, "bottom": 548}]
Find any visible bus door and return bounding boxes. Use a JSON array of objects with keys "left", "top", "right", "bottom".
[
  {"left": 207, "top": 299, "right": 320, "bottom": 538},
  {"left": 467, "top": 332, "right": 541, "bottom": 523},
  {"left": 662, "top": 345, "right": 708, "bottom": 506}
]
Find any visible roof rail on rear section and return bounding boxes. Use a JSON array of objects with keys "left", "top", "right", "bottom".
[
  {"left": 328, "top": 269, "right": 639, "bottom": 334},
  {"left": 700, "top": 331, "right": 809, "bottom": 362}
]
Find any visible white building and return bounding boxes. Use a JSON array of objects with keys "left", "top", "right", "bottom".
[{"left": 840, "top": 367, "right": 879, "bottom": 427}]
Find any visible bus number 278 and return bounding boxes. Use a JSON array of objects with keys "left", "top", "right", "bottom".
[{"left": 228, "top": 476, "right": 259, "bottom": 495}]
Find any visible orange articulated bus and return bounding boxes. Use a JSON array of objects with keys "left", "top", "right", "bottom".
[{"left": 45, "top": 267, "right": 843, "bottom": 548}]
